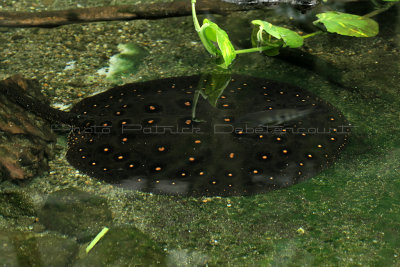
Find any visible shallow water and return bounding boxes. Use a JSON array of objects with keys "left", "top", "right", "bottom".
[{"left": 0, "top": 0, "right": 399, "bottom": 266}]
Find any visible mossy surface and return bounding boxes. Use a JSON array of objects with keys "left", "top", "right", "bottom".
[
  {"left": 74, "top": 226, "right": 167, "bottom": 266},
  {"left": 39, "top": 188, "right": 113, "bottom": 242},
  {"left": 0, "top": 230, "right": 79, "bottom": 266}
]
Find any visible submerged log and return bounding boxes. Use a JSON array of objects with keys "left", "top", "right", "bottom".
[
  {"left": 0, "top": 0, "right": 255, "bottom": 28},
  {"left": 0, "top": 0, "right": 321, "bottom": 28},
  {"left": 0, "top": 75, "right": 57, "bottom": 180}
]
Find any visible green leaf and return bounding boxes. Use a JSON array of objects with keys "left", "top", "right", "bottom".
[
  {"left": 199, "top": 19, "right": 236, "bottom": 69},
  {"left": 382, "top": 0, "right": 399, "bottom": 2},
  {"left": 313, "top": 11, "right": 379, "bottom": 37},
  {"left": 250, "top": 27, "right": 281, "bottom": 55},
  {"left": 198, "top": 21, "right": 219, "bottom": 56},
  {"left": 251, "top": 20, "right": 304, "bottom": 48}
]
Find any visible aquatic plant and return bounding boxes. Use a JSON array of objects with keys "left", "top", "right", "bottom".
[
  {"left": 191, "top": 0, "right": 399, "bottom": 69},
  {"left": 97, "top": 43, "right": 147, "bottom": 84}
]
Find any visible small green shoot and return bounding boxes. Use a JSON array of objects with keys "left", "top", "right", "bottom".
[
  {"left": 191, "top": 0, "right": 236, "bottom": 68},
  {"left": 190, "top": 0, "right": 398, "bottom": 68},
  {"left": 86, "top": 226, "right": 109, "bottom": 254}
]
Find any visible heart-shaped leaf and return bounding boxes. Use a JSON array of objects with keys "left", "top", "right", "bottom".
[
  {"left": 313, "top": 12, "right": 379, "bottom": 37},
  {"left": 199, "top": 19, "right": 236, "bottom": 69}
]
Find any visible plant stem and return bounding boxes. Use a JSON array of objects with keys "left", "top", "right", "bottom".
[
  {"left": 302, "top": 31, "right": 323, "bottom": 39},
  {"left": 191, "top": 0, "right": 201, "bottom": 32},
  {"left": 363, "top": 2, "right": 396, "bottom": 19},
  {"left": 235, "top": 46, "right": 272, "bottom": 54}
]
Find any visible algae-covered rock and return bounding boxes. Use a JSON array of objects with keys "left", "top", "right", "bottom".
[
  {"left": 74, "top": 226, "right": 167, "bottom": 267},
  {"left": 0, "top": 230, "right": 78, "bottom": 266},
  {"left": 0, "top": 188, "right": 37, "bottom": 218},
  {"left": 39, "top": 188, "right": 113, "bottom": 242}
]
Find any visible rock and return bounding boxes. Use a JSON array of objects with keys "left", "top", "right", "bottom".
[
  {"left": 0, "top": 188, "right": 37, "bottom": 218},
  {"left": 74, "top": 226, "right": 167, "bottom": 266},
  {"left": 39, "top": 188, "right": 113, "bottom": 242},
  {"left": 0, "top": 230, "right": 78, "bottom": 266},
  {"left": 0, "top": 75, "right": 57, "bottom": 181}
]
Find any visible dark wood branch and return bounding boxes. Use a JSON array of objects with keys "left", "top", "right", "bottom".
[{"left": 0, "top": 0, "right": 255, "bottom": 28}]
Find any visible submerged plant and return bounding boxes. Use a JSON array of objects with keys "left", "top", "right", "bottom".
[
  {"left": 98, "top": 43, "right": 147, "bottom": 84},
  {"left": 191, "top": 0, "right": 399, "bottom": 69}
]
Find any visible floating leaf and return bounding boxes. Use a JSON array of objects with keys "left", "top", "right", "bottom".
[
  {"left": 251, "top": 20, "right": 304, "bottom": 48},
  {"left": 199, "top": 19, "right": 236, "bottom": 69},
  {"left": 313, "top": 11, "right": 379, "bottom": 37}
]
